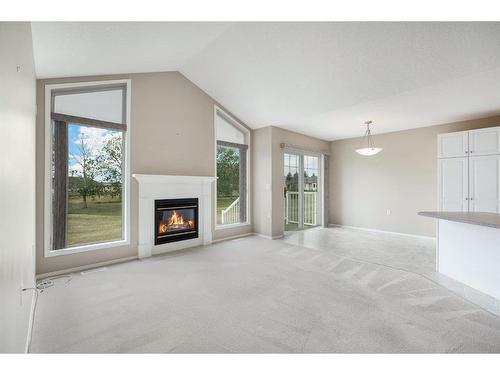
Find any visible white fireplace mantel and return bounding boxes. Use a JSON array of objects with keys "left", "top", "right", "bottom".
[{"left": 133, "top": 174, "right": 216, "bottom": 258}]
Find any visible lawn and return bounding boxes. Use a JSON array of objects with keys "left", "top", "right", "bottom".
[
  {"left": 216, "top": 196, "right": 239, "bottom": 224},
  {"left": 67, "top": 195, "right": 122, "bottom": 246}
]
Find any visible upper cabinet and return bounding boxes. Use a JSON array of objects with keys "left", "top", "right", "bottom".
[
  {"left": 438, "top": 126, "right": 500, "bottom": 159},
  {"left": 437, "top": 131, "right": 469, "bottom": 158},
  {"left": 469, "top": 127, "right": 500, "bottom": 156}
]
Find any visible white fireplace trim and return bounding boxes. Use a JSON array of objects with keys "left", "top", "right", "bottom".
[{"left": 133, "top": 174, "right": 216, "bottom": 258}]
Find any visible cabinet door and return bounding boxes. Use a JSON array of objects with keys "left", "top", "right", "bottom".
[
  {"left": 469, "top": 127, "right": 500, "bottom": 156},
  {"left": 469, "top": 155, "right": 500, "bottom": 213},
  {"left": 438, "top": 157, "right": 469, "bottom": 211},
  {"left": 437, "top": 131, "right": 469, "bottom": 158}
]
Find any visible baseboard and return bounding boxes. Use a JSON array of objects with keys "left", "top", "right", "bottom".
[
  {"left": 24, "top": 287, "right": 37, "bottom": 353},
  {"left": 328, "top": 223, "right": 435, "bottom": 241},
  {"left": 36, "top": 256, "right": 138, "bottom": 279},
  {"left": 252, "top": 232, "right": 284, "bottom": 240},
  {"left": 212, "top": 232, "right": 254, "bottom": 243}
]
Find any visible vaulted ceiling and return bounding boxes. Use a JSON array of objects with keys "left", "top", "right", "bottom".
[{"left": 31, "top": 22, "right": 500, "bottom": 139}]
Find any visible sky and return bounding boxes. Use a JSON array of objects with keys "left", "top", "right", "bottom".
[{"left": 68, "top": 123, "right": 120, "bottom": 176}]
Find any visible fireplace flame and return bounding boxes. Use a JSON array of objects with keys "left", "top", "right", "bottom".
[
  {"left": 158, "top": 210, "right": 195, "bottom": 233},
  {"left": 168, "top": 210, "right": 185, "bottom": 226}
]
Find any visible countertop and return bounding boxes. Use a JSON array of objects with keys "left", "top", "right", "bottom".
[{"left": 418, "top": 211, "right": 500, "bottom": 229}]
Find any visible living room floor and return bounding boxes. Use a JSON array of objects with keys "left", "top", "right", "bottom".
[{"left": 31, "top": 227, "right": 500, "bottom": 353}]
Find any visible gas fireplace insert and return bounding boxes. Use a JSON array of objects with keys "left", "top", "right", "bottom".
[{"left": 154, "top": 198, "right": 199, "bottom": 245}]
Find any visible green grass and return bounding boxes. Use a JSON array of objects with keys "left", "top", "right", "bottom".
[
  {"left": 67, "top": 195, "right": 122, "bottom": 246},
  {"left": 216, "top": 196, "right": 239, "bottom": 224}
]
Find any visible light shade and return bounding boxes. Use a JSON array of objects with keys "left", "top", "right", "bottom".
[{"left": 355, "top": 147, "right": 383, "bottom": 156}]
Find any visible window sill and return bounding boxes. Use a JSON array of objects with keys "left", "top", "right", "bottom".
[
  {"left": 45, "top": 239, "right": 129, "bottom": 258},
  {"left": 215, "top": 222, "right": 251, "bottom": 230}
]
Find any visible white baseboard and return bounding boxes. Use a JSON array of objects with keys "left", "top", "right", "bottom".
[
  {"left": 36, "top": 256, "right": 138, "bottom": 279},
  {"left": 328, "top": 223, "right": 435, "bottom": 241},
  {"left": 252, "top": 232, "right": 284, "bottom": 240},
  {"left": 212, "top": 232, "right": 254, "bottom": 243}
]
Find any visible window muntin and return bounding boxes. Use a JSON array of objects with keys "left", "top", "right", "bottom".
[
  {"left": 303, "top": 155, "right": 319, "bottom": 192},
  {"left": 215, "top": 109, "right": 249, "bottom": 226},
  {"left": 48, "top": 83, "right": 127, "bottom": 253}
]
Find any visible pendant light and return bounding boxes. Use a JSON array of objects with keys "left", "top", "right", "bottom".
[{"left": 355, "top": 121, "right": 383, "bottom": 156}]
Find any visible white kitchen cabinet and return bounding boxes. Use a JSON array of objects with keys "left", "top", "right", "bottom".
[
  {"left": 438, "top": 157, "right": 469, "bottom": 211},
  {"left": 437, "top": 131, "right": 469, "bottom": 158},
  {"left": 468, "top": 127, "right": 500, "bottom": 156},
  {"left": 469, "top": 155, "right": 500, "bottom": 213},
  {"left": 437, "top": 126, "right": 500, "bottom": 213}
]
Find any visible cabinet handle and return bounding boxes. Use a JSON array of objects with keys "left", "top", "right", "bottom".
[
  {"left": 465, "top": 151, "right": 469, "bottom": 154},
  {"left": 470, "top": 150, "right": 474, "bottom": 154},
  {"left": 470, "top": 198, "right": 474, "bottom": 201},
  {"left": 465, "top": 198, "right": 469, "bottom": 200}
]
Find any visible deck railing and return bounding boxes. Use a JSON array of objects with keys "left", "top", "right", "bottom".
[
  {"left": 284, "top": 191, "right": 317, "bottom": 226},
  {"left": 221, "top": 197, "right": 240, "bottom": 224}
]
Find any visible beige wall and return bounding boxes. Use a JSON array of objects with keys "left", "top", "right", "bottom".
[
  {"left": 329, "top": 116, "right": 500, "bottom": 237},
  {"left": 252, "top": 127, "right": 273, "bottom": 238},
  {"left": 36, "top": 71, "right": 252, "bottom": 275},
  {"left": 252, "top": 126, "right": 329, "bottom": 238},
  {"left": 0, "top": 22, "right": 37, "bottom": 352}
]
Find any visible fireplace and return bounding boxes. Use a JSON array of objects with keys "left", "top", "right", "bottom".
[{"left": 154, "top": 198, "right": 199, "bottom": 245}]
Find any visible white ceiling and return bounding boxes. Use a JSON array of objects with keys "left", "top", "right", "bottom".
[
  {"left": 31, "top": 22, "right": 500, "bottom": 140},
  {"left": 31, "top": 22, "right": 232, "bottom": 77}
]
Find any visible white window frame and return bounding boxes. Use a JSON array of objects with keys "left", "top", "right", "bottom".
[
  {"left": 44, "top": 79, "right": 131, "bottom": 257},
  {"left": 214, "top": 106, "right": 251, "bottom": 229}
]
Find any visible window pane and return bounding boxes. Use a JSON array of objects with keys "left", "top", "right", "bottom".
[
  {"left": 66, "top": 123, "right": 123, "bottom": 246},
  {"left": 54, "top": 88, "right": 124, "bottom": 124},
  {"left": 216, "top": 111, "right": 245, "bottom": 144},
  {"left": 216, "top": 145, "right": 241, "bottom": 225}
]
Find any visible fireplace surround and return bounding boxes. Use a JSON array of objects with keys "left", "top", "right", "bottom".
[{"left": 133, "top": 174, "right": 216, "bottom": 258}]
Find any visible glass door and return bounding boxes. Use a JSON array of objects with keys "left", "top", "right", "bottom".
[
  {"left": 284, "top": 152, "right": 321, "bottom": 231},
  {"left": 303, "top": 155, "right": 320, "bottom": 228},
  {"left": 284, "top": 153, "right": 300, "bottom": 230}
]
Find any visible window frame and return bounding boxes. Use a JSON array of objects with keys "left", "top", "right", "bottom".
[
  {"left": 214, "top": 106, "right": 251, "bottom": 229},
  {"left": 44, "top": 79, "right": 131, "bottom": 257}
]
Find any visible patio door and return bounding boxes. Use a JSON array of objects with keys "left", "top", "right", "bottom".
[{"left": 284, "top": 152, "right": 321, "bottom": 231}]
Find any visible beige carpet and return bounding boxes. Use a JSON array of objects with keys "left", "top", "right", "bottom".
[{"left": 31, "top": 227, "right": 500, "bottom": 353}]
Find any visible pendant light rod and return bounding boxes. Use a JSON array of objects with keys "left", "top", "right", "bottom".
[{"left": 355, "top": 120, "right": 383, "bottom": 156}]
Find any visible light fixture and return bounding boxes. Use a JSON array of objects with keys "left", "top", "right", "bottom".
[{"left": 355, "top": 121, "right": 383, "bottom": 156}]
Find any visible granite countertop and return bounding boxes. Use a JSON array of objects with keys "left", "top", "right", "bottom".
[{"left": 418, "top": 211, "right": 500, "bottom": 229}]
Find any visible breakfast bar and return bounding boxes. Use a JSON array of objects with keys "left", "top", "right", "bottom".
[{"left": 419, "top": 211, "right": 500, "bottom": 300}]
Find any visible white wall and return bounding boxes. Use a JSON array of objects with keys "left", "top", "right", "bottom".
[{"left": 0, "top": 22, "right": 37, "bottom": 353}]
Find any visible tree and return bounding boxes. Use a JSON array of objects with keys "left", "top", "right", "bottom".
[
  {"left": 99, "top": 134, "right": 123, "bottom": 199},
  {"left": 216, "top": 145, "right": 240, "bottom": 197},
  {"left": 69, "top": 134, "right": 103, "bottom": 208},
  {"left": 285, "top": 171, "right": 298, "bottom": 192}
]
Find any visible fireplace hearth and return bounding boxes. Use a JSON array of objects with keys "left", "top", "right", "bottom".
[{"left": 154, "top": 198, "right": 199, "bottom": 245}]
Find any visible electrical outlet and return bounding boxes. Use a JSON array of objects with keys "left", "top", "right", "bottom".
[{"left": 386, "top": 209, "right": 391, "bottom": 216}]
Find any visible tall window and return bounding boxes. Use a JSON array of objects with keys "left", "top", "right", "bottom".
[
  {"left": 45, "top": 82, "right": 128, "bottom": 254},
  {"left": 215, "top": 108, "right": 249, "bottom": 225}
]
